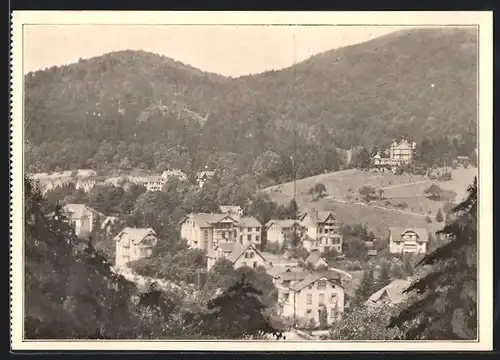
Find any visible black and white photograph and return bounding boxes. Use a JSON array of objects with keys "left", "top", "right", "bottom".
[{"left": 10, "top": 11, "right": 493, "bottom": 351}]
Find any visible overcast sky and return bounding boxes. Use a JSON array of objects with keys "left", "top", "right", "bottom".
[{"left": 24, "top": 25, "right": 406, "bottom": 77}]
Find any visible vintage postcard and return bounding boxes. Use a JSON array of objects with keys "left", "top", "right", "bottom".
[{"left": 10, "top": 11, "right": 493, "bottom": 351}]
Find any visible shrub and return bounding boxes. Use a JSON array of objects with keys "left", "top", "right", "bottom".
[{"left": 425, "top": 215, "right": 432, "bottom": 223}]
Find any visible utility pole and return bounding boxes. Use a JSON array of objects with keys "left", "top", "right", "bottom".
[{"left": 292, "top": 27, "right": 298, "bottom": 249}]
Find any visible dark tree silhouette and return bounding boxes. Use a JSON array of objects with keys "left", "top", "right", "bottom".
[
  {"left": 388, "top": 177, "right": 477, "bottom": 340},
  {"left": 199, "top": 273, "right": 284, "bottom": 340}
]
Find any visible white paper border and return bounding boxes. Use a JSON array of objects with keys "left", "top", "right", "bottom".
[{"left": 10, "top": 11, "right": 493, "bottom": 351}]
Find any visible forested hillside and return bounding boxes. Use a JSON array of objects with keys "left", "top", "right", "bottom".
[{"left": 24, "top": 27, "right": 477, "bottom": 182}]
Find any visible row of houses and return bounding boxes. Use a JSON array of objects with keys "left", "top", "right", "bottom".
[
  {"left": 57, "top": 203, "right": 417, "bottom": 328},
  {"left": 32, "top": 168, "right": 216, "bottom": 194},
  {"left": 180, "top": 206, "right": 345, "bottom": 256}
]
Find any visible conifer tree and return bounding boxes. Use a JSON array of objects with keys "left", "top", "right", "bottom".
[
  {"left": 199, "top": 273, "right": 284, "bottom": 340},
  {"left": 24, "top": 176, "right": 140, "bottom": 339},
  {"left": 436, "top": 208, "right": 444, "bottom": 223},
  {"left": 353, "top": 265, "right": 376, "bottom": 307},
  {"left": 403, "top": 254, "right": 415, "bottom": 277},
  {"left": 376, "top": 260, "right": 392, "bottom": 291},
  {"left": 388, "top": 177, "right": 477, "bottom": 340}
]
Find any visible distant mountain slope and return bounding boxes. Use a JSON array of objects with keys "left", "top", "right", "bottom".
[
  {"left": 24, "top": 28, "right": 477, "bottom": 174},
  {"left": 230, "top": 27, "right": 477, "bottom": 149}
]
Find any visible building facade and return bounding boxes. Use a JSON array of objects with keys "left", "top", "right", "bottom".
[
  {"left": 62, "top": 203, "right": 102, "bottom": 238},
  {"left": 180, "top": 213, "right": 263, "bottom": 252},
  {"left": 265, "top": 220, "right": 307, "bottom": 250},
  {"left": 300, "top": 210, "right": 343, "bottom": 254},
  {"left": 372, "top": 138, "right": 416, "bottom": 167},
  {"left": 114, "top": 227, "right": 158, "bottom": 268},
  {"left": 277, "top": 271, "right": 345, "bottom": 327},
  {"left": 206, "top": 242, "right": 267, "bottom": 271},
  {"left": 238, "top": 216, "right": 263, "bottom": 248},
  {"left": 389, "top": 227, "right": 429, "bottom": 254}
]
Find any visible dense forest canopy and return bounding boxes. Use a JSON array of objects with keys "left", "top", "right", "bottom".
[{"left": 25, "top": 28, "right": 477, "bottom": 178}]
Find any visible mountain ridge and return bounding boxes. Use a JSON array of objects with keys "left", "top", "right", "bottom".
[{"left": 24, "top": 27, "right": 477, "bottom": 176}]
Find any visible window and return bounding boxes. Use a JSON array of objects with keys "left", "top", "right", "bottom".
[
  {"left": 283, "top": 292, "right": 290, "bottom": 301},
  {"left": 319, "top": 294, "right": 325, "bottom": 305},
  {"left": 306, "top": 309, "right": 312, "bottom": 315},
  {"left": 248, "top": 227, "right": 252, "bottom": 232},
  {"left": 282, "top": 280, "right": 291, "bottom": 287},
  {"left": 306, "top": 294, "right": 312, "bottom": 304},
  {"left": 247, "top": 235, "right": 252, "bottom": 242},
  {"left": 317, "top": 280, "right": 326, "bottom": 290},
  {"left": 308, "top": 285, "right": 313, "bottom": 290},
  {"left": 245, "top": 252, "right": 249, "bottom": 259},
  {"left": 330, "top": 294, "right": 337, "bottom": 303},
  {"left": 253, "top": 261, "right": 257, "bottom": 269},
  {"left": 256, "top": 235, "right": 260, "bottom": 242},
  {"left": 250, "top": 252, "right": 255, "bottom": 258},
  {"left": 204, "top": 230, "right": 208, "bottom": 239},
  {"left": 331, "top": 308, "right": 336, "bottom": 318},
  {"left": 233, "top": 230, "right": 237, "bottom": 238}
]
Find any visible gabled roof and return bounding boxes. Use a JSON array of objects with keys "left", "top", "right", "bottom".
[
  {"left": 390, "top": 227, "right": 429, "bottom": 242},
  {"left": 182, "top": 213, "right": 239, "bottom": 228},
  {"left": 217, "top": 242, "right": 236, "bottom": 253},
  {"left": 265, "top": 219, "right": 303, "bottom": 229},
  {"left": 63, "top": 203, "right": 103, "bottom": 219},
  {"left": 113, "top": 227, "right": 157, "bottom": 245},
  {"left": 238, "top": 216, "right": 262, "bottom": 228},
  {"left": 227, "top": 243, "right": 266, "bottom": 264},
  {"left": 305, "top": 251, "right": 326, "bottom": 266},
  {"left": 279, "top": 270, "right": 309, "bottom": 282},
  {"left": 300, "top": 210, "right": 337, "bottom": 224},
  {"left": 366, "top": 279, "right": 411, "bottom": 304},
  {"left": 290, "top": 271, "right": 343, "bottom": 292},
  {"left": 100, "top": 216, "right": 119, "bottom": 229},
  {"left": 196, "top": 170, "right": 215, "bottom": 178}
]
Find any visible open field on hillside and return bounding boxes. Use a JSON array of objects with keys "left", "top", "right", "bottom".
[
  {"left": 263, "top": 169, "right": 426, "bottom": 208},
  {"left": 262, "top": 167, "right": 476, "bottom": 238},
  {"left": 318, "top": 197, "right": 442, "bottom": 238},
  {"left": 376, "top": 167, "right": 477, "bottom": 216}
]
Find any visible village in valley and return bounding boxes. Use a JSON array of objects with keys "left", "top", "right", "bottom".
[{"left": 28, "top": 137, "right": 477, "bottom": 340}]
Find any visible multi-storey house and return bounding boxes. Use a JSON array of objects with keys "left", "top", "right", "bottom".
[
  {"left": 265, "top": 219, "right": 307, "bottom": 250},
  {"left": 389, "top": 139, "right": 416, "bottom": 165},
  {"left": 372, "top": 138, "right": 416, "bottom": 167},
  {"left": 180, "top": 213, "right": 241, "bottom": 251},
  {"left": 300, "top": 210, "right": 343, "bottom": 254},
  {"left": 238, "top": 216, "right": 263, "bottom": 248},
  {"left": 180, "top": 212, "right": 263, "bottom": 251},
  {"left": 277, "top": 270, "right": 345, "bottom": 327},
  {"left": 389, "top": 227, "right": 429, "bottom": 254},
  {"left": 62, "top": 203, "right": 103, "bottom": 239},
  {"left": 114, "top": 227, "right": 157, "bottom": 268}
]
